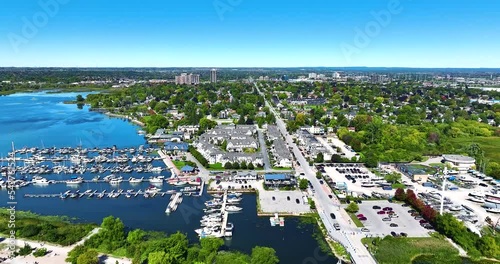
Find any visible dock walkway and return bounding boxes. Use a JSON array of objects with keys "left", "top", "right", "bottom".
[{"left": 158, "top": 150, "right": 180, "bottom": 177}]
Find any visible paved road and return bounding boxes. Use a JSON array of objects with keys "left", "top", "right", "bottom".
[
  {"left": 257, "top": 128, "right": 272, "bottom": 170},
  {"left": 255, "top": 83, "right": 376, "bottom": 264}
]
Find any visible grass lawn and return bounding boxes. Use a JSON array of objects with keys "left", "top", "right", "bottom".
[
  {"left": 208, "top": 163, "right": 224, "bottom": 170},
  {"left": 347, "top": 213, "right": 364, "bottom": 227},
  {"left": 172, "top": 160, "right": 186, "bottom": 169},
  {"left": 361, "top": 236, "right": 493, "bottom": 264},
  {"left": 450, "top": 136, "right": 500, "bottom": 162},
  {"left": 271, "top": 167, "right": 293, "bottom": 170}
]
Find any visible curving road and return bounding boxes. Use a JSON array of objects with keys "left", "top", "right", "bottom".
[{"left": 255, "top": 83, "right": 376, "bottom": 264}]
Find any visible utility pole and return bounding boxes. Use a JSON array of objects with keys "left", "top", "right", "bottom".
[{"left": 440, "top": 168, "right": 448, "bottom": 215}]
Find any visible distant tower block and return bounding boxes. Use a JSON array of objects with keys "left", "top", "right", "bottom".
[{"left": 210, "top": 69, "right": 217, "bottom": 83}]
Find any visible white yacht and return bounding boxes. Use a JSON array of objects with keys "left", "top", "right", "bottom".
[
  {"left": 110, "top": 177, "right": 123, "bottom": 185},
  {"left": 129, "top": 177, "right": 144, "bottom": 183},
  {"left": 66, "top": 177, "right": 83, "bottom": 185},
  {"left": 225, "top": 206, "right": 242, "bottom": 212},
  {"left": 149, "top": 176, "right": 165, "bottom": 184},
  {"left": 32, "top": 176, "right": 50, "bottom": 185}
]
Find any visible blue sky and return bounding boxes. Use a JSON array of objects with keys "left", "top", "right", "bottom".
[{"left": 1, "top": 0, "right": 499, "bottom": 67}]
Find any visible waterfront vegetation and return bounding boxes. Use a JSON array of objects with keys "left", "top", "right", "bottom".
[
  {"left": 0, "top": 208, "right": 96, "bottom": 246},
  {"left": 68, "top": 216, "right": 279, "bottom": 264},
  {"left": 299, "top": 214, "right": 336, "bottom": 259}
]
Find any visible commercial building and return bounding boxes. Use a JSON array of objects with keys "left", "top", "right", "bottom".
[
  {"left": 264, "top": 173, "right": 295, "bottom": 187},
  {"left": 442, "top": 155, "right": 475, "bottom": 172}
]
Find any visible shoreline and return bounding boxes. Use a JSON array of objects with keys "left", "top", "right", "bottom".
[{"left": 104, "top": 112, "right": 145, "bottom": 127}]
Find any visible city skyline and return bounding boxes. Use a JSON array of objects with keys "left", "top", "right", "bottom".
[{"left": 1, "top": 0, "right": 500, "bottom": 68}]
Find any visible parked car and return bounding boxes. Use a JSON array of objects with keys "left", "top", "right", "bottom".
[
  {"left": 333, "top": 223, "right": 341, "bottom": 230},
  {"left": 287, "top": 196, "right": 290, "bottom": 201},
  {"left": 330, "top": 213, "right": 336, "bottom": 219},
  {"left": 423, "top": 224, "right": 433, "bottom": 229},
  {"left": 328, "top": 195, "right": 333, "bottom": 199},
  {"left": 408, "top": 210, "right": 416, "bottom": 214},
  {"left": 356, "top": 214, "right": 364, "bottom": 218},
  {"left": 390, "top": 214, "right": 399, "bottom": 218},
  {"left": 377, "top": 211, "right": 386, "bottom": 215},
  {"left": 390, "top": 223, "right": 398, "bottom": 227},
  {"left": 400, "top": 232, "right": 408, "bottom": 237},
  {"left": 373, "top": 205, "right": 381, "bottom": 210},
  {"left": 391, "top": 231, "right": 398, "bottom": 237},
  {"left": 358, "top": 217, "right": 367, "bottom": 221},
  {"left": 415, "top": 216, "right": 423, "bottom": 220},
  {"left": 419, "top": 220, "right": 428, "bottom": 224},
  {"left": 295, "top": 199, "right": 300, "bottom": 204},
  {"left": 361, "top": 228, "right": 370, "bottom": 232},
  {"left": 272, "top": 196, "right": 275, "bottom": 201},
  {"left": 382, "top": 217, "right": 391, "bottom": 221},
  {"left": 383, "top": 207, "right": 393, "bottom": 211},
  {"left": 402, "top": 203, "right": 410, "bottom": 207}
]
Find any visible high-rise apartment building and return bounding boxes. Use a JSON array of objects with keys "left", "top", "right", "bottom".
[
  {"left": 210, "top": 69, "right": 217, "bottom": 83},
  {"left": 175, "top": 73, "right": 200, "bottom": 85}
]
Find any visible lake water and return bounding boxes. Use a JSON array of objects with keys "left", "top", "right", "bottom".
[{"left": 0, "top": 92, "right": 337, "bottom": 264}]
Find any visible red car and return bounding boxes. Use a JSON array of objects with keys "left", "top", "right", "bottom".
[
  {"left": 358, "top": 217, "right": 367, "bottom": 221},
  {"left": 377, "top": 211, "right": 386, "bottom": 215},
  {"left": 419, "top": 220, "right": 428, "bottom": 224},
  {"left": 356, "top": 214, "right": 364, "bottom": 218}
]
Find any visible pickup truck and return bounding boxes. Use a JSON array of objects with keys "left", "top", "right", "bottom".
[{"left": 333, "top": 223, "right": 341, "bottom": 230}]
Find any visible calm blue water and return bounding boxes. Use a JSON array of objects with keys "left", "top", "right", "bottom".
[{"left": 0, "top": 92, "right": 337, "bottom": 264}]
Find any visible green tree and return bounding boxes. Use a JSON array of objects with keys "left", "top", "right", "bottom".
[
  {"left": 126, "top": 229, "right": 146, "bottom": 244},
  {"left": 346, "top": 202, "right": 359, "bottom": 213},
  {"left": 299, "top": 179, "right": 309, "bottom": 190},
  {"left": 247, "top": 162, "right": 255, "bottom": 170},
  {"left": 76, "top": 94, "right": 85, "bottom": 102},
  {"left": 76, "top": 249, "right": 98, "bottom": 264},
  {"left": 316, "top": 171, "right": 322, "bottom": 179},
  {"left": 148, "top": 251, "right": 167, "bottom": 264},
  {"left": 314, "top": 152, "right": 324, "bottom": 163},
  {"left": 67, "top": 245, "right": 87, "bottom": 264},
  {"left": 250, "top": 246, "right": 279, "bottom": 264},
  {"left": 384, "top": 172, "right": 402, "bottom": 184},
  {"left": 224, "top": 162, "right": 232, "bottom": 169}
]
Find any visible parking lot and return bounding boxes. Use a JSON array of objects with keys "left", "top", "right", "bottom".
[
  {"left": 258, "top": 190, "right": 311, "bottom": 215},
  {"left": 355, "top": 200, "right": 431, "bottom": 237}
]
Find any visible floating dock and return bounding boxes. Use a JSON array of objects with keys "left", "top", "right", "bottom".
[{"left": 165, "top": 192, "right": 183, "bottom": 214}]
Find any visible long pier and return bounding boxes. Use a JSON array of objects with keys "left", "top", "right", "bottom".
[
  {"left": 220, "top": 190, "right": 229, "bottom": 237},
  {"left": 23, "top": 190, "right": 175, "bottom": 199}
]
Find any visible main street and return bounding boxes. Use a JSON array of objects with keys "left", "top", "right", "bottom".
[{"left": 255, "top": 83, "right": 376, "bottom": 264}]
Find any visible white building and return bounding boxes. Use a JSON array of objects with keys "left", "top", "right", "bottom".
[{"left": 442, "top": 155, "right": 475, "bottom": 172}]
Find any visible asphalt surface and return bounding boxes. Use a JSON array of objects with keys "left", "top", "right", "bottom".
[
  {"left": 356, "top": 201, "right": 430, "bottom": 237},
  {"left": 255, "top": 83, "right": 376, "bottom": 264}
]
